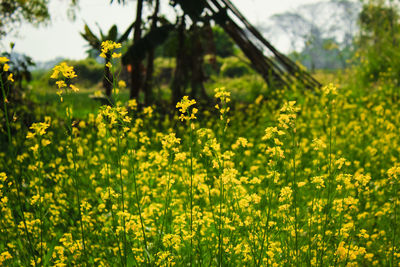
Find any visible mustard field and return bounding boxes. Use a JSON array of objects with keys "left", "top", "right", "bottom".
[{"left": 1, "top": 54, "right": 400, "bottom": 266}]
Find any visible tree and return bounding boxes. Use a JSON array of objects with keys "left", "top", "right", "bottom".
[
  {"left": 355, "top": 1, "right": 400, "bottom": 84},
  {"left": 0, "top": 0, "right": 78, "bottom": 39},
  {"left": 130, "top": 0, "right": 144, "bottom": 100},
  {"left": 270, "top": 0, "right": 361, "bottom": 70},
  {"left": 81, "top": 23, "right": 134, "bottom": 98},
  {"left": 115, "top": 0, "right": 320, "bottom": 105},
  {"left": 143, "top": 0, "right": 160, "bottom": 105}
]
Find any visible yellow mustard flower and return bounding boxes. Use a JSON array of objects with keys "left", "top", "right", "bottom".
[
  {"left": 0, "top": 56, "right": 9, "bottom": 64},
  {"left": 3, "top": 63, "right": 9, "bottom": 72},
  {"left": 7, "top": 73, "right": 14, "bottom": 82}
]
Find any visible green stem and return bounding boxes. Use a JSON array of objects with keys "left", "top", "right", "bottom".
[
  {"left": 292, "top": 128, "right": 299, "bottom": 265},
  {"left": 189, "top": 121, "right": 194, "bottom": 266},
  {"left": 391, "top": 183, "right": 398, "bottom": 266},
  {"left": 116, "top": 128, "right": 127, "bottom": 265},
  {"left": 37, "top": 146, "right": 44, "bottom": 266},
  {"left": 66, "top": 106, "right": 87, "bottom": 259},
  {"left": 130, "top": 148, "right": 150, "bottom": 264},
  {"left": 319, "top": 95, "right": 334, "bottom": 266},
  {"left": 1, "top": 76, "right": 37, "bottom": 265}
]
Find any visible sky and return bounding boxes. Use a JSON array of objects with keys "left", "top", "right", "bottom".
[{"left": 1, "top": 0, "right": 326, "bottom": 62}]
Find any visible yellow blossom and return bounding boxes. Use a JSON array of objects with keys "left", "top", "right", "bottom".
[
  {"left": 51, "top": 62, "right": 77, "bottom": 79},
  {"left": 112, "top": 52, "right": 121, "bottom": 58},
  {"left": 70, "top": 84, "right": 79, "bottom": 92},
  {"left": 56, "top": 80, "right": 67, "bottom": 88},
  {"left": 3, "top": 63, "right": 9, "bottom": 72},
  {"left": 0, "top": 57, "right": 9, "bottom": 64},
  {"left": 118, "top": 80, "right": 126, "bottom": 88}
]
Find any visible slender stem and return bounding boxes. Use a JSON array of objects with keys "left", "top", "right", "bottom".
[
  {"left": 1, "top": 76, "right": 37, "bottom": 265},
  {"left": 66, "top": 107, "right": 87, "bottom": 259},
  {"left": 0, "top": 77, "right": 11, "bottom": 144},
  {"left": 257, "top": 189, "right": 272, "bottom": 266},
  {"left": 292, "top": 128, "right": 299, "bottom": 265},
  {"left": 117, "top": 128, "right": 127, "bottom": 265},
  {"left": 391, "top": 183, "right": 398, "bottom": 266},
  {"left": 320, "top": 96, "right": 333, "bottom": 266},
  {"left": 37, "top": 148, "right": 44, "bottom": 266},
  {"left": 157, "top": 154, "right": 173, "bottom": 250},
  {"left": 105, "top": 148, "right": 123, "bottom": 264},
  {"left": 189, "top": 121, "right": 194, "bottom": 266},
  {"left": 130, "top": 148, "right": 150, "bottom": 263}
]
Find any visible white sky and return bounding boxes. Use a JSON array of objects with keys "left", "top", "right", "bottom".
[{"left": 1, "top": 0, "right": 325, "bottom": 62}]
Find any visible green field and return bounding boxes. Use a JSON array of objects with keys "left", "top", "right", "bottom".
[{"left": 1, "top": 57, "right": 400, "bottom": 266}]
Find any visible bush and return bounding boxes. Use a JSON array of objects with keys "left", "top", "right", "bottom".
[
  {"left": 67, "top": 58, "right": 104, "bottom": 88},
  {"left": 220, "top": 56, "right": 253, "bottom": 78},
  {"left": 45, "top": 58, "right": 104, "bottom": 89}
]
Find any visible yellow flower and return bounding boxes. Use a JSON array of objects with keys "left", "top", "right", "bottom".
[
  {"left": 143, "top": 106, "right": 153, "bottom": 117},
  {"left": 126, "top": 99, "right": 137, "bottom": 111},
  {"left": 50, "top": 70, "right": 59, "bottom": 79},
  {"left": 279, "top": 186, "right": 292, "bottom": 202},
  {"left": 106, "top": 62, "right": 112, "bottom": 69},
  {"left": 311, "top": 175, "right": 325, "bottom": 189},
  {"left": 70, "top": 84, "right": 79, "bottom": 92},
  {"left": 112, "top": 52, "right": 121, "bottom": 58},
  {"left": 51, "top": 62, "right": 77, "bottom": 79},
  {"left": 3, "top": 63, "right": 9, "bottom": 72},
  {"left": 41, "top": 139, "right": 51, "bottom": 147},
  {"left": 322, "top": 83, "right": 338, "bottom": 95},
  {"left": 0, "top": 172, "right": 7, "bottom": 182},
  {"left": 0, "top": 251, "right": 12, "bottom": 264},
  {"left": 56, "top": 80, "right": 67, "bottom": 88},
  {"left": 312, "top": 138, "right": 326, "bottom": 151},
  {"left": 0, "top": 57, "right": 9, "bottom": 64},
  {"left": 100, "top": 40, "right": 122, "bottom": 57},
  {"left": 7, "top": 73, "right": 14, "bottom": 82},
  {"left": 176, "top": 96, "right": 196, "bottom": 121},
  {"left": 118, "top": 80, "right": 126, "bottom": 88},
  {"left": 214, "top": 87, "right": 231, "bottom": 102},
  {"left": 27, "top": 121, "right": 50, "bottom": 139}
]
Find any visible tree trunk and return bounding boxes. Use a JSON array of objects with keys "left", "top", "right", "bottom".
[
  {"left": 104, "top": 54, "right": 113, "bottom": 98},
  {"left": 189, "top": 25, "right": 208, "bottom": 101},
  {"left": 172, "top": 18, "right": 187, "bottom": 107},
  {"left": 144, "top": 0, "right": 160, "bottom": 106},
  {"left": 130, "top": 0, "right": 143, "bottom": 100}
]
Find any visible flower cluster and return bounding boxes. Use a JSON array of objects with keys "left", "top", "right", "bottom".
[
  {"left": 26, "top": 121, "right": 50, "bottom": 139},
  {"left": 50, "top": 62, "right": 79, "bottom": 101},
  {"left": 100, "top": 41, "right": 122, "bottom": 59},
  {"left": 176, "top": 96, "right": 198, "bottom": 122},
  {"left": 50, "top": 62, "right": 77, "bottom": 80},
  {"left": 0, "top": 56, "right": 14, "bottom": 82}
]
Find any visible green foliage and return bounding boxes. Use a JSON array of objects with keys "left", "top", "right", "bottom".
[
  {"left": 153, "top": 57, "right": 176, "bottom": 84},
  {"left": 41, "top": 58, "right": 103, "bottom": 89},
  {"left": 0, "top": 0, "right": 49, "bottom": 38},
  {"left": 122, "top": 24, "right": 174, "bottom": 64},
  {"left": 207, "top": 73, "right": 267, "bottom": 102},
  {"left": 220, "top": 56, "right": 253, "bottom": 78},
  {"left": 0, "top": 0, "right": 78, "bottom": 38},
  {"left": 355, "top": 1, "right": 400, "bottom": 85},
  {"left": 212, "top": 26, "right": 236, "bottom": 58},
  {"left": 2, "top": 74, "right": 400, "bottom": 265},
  {"left": 66, "top": 58, "right": 103, "bottom": 88},
  {"left": 81, "top": 22, "right": 134, "bottom": 58}
]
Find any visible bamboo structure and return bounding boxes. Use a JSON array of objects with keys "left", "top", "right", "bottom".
[{"left": 206, "top": 0, "right": 321, "bottom": 89}]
